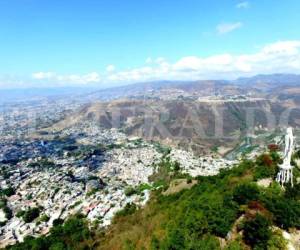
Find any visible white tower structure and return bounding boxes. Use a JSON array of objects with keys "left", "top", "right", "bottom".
[{"left": 276, "top": 127, "right": 294, "bottom": 187}]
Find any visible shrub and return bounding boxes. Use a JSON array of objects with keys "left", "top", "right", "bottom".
[
  {"left": 243, "top": 214, "right": 271, "bottom": 249},
  {"left": 233, "top": 183, "right": 260, "bottom": 205},
  {"left": 205, "top": 202, "right": 239, "bottom": 237},
  {"left": 115, "top": 203, "right": 137, "bottom": 218},
  {"left": 267, "top": 229, "right": 287, "bottom": 250},
  {"left": 0, "top": 198, "right": 7, "bottom": 209},
  {"left": 186, "top": 176, "right": 193, "bottom": 184},
  {"left": 187, "top": 234, "right": 221, "bottom": 250},
  {"left": 48, "top": 242, "right": 65, "bottom": 250},
  {"left": 225, "top": 239, "right": 244, "bottom": 250},
  {"left": 124, "top": 187, "right": 137, "bottom": 196},
  {"left": 264, "top": 197, "right": 300, "bottom": 229},
  {"left": 16, "top": 210, "right": 26, "bottom": 218},
  {"left": 40, "top": 214, "right": 50, "bottom": 222},
  {"left": 270, "top": 151, "right": 281, "bottom": 164},
  {"left": 163, "top": 228, "right": 185, "bottom": 249},
  {"left": 150, "top": 236, "right": 160, "bottom": 250},
  {"left": 284, "top": 183, "right": 300, "bottom": 200}
]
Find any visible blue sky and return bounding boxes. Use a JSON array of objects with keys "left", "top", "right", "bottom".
[{"left": 0, "top": 0, "right": 300, "bottom": 88}]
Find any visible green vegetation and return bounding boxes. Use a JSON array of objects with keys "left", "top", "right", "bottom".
[
  {"left": 7, "top": 214, "right": 94, "bottom": 250},
  {"left": 152, "top": 141, "right": 171, "bottom": 155},
  {"left": 115, "top": 203, "right": 137, "bottom": 218},
  {"left": 16, "top": 210, "right": 26, "bottom": 218},
  {"left": 124, "top": 186, "right": 137, "bottom": 197},
  {"left": 242, "top": 214, "right": 272, "bottom": 249},
  {"left": 69, "top": 200, "right": 82, "bottom": 209},
  {"left": 86, "top": 188, "right": 98, "bottom": 197},
  {"left": 39, "top": 214, "right": 50, "bottom": 223},
  {"left": 233, "top": 183, "right": 260, "bottom": 205},
  {"left": 261, "top": 193, "right": 300, "bottom": 229},
  {"left": 0, "top": 198, "right": 12, "bottom": 220},
  {"left": 67, "top": 144, "right": 106, "bottom": 158},
  {"left": 186, "top": 176, "right": 193, "bottom": 184},
  {"left": 22, "top": 207, "right": 41, "bottom": 223},
  {"left": 224, "top": 239, "right": 244, "bottom": 250},
  {"left": 254, "top": 152, "right": 280, "bottom": 180},
  {"left": 148, "top": 156, "right": 186, "bottom": 191},
  {"left": 0, "top": 166, "right": 13, "bottom": 179},
  {"left": 267, "top": 229, "right": 287, "bottom": 250},
  {"left": 28, "top": 158, "right": 56, "bottom": 169},
  {"left": 0, "top": 186, "right": 15, "bottom": 197},
  {"left": 124, "top": 183, "right": 152, "bottom": 197},
  {"left": 94, "top": 153, "right": 296, "bottom": 249}
]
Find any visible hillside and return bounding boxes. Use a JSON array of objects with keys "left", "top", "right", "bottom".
[
  {"left": 48, "top": 97, "right": 300, "bottom": 155},
  {"left": 93, "top": 151, "right": 300, "bottom": 250},
  {"left": 7, "top": 150, "right": 300, "bottom": 250}
]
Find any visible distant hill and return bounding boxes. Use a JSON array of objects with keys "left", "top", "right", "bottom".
[
  {"left": 235, "top": 74, "right": 300, "bottom": 87},
  {"left": 0, "top": 87, "right": 98, "bottom": 104},
  {"left": 1, "top": 74, "right": 299, "bottom": 104},
  {"left": 79, "top": 73, "right": 300, "bottom": 101}
]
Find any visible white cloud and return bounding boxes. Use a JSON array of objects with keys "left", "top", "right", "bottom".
[
  {"left": 32, "top": 72, "right": 55, "bottom": 80},
  {"left": 236, "top": 1, "right": 250, "bottom": 9},
  {"left": 25, "top": 40, "right": 300, "bottom": 87},
  {"left": 173, "top": 54, "right": 233, "bottom": 72},
  {"left": 82, "top": 72, "right": 101, "bottom": 83},
  {"left": 105, "top": 40, "right": 300, "bottom": 83},
  {"left": 262, "top": 41, "right": 300, "bottom": 55},
  {"left": 32, "top": 72, "right": 101, "bottom": 84},
  {"left": 106, "top": 65, "right": 115, "bottom": 72},
  {"left": 216, "top": 22, "right": 243, "bottom": 35}
]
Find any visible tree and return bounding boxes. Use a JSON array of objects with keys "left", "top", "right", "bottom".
[
  {"left": 52, "top": 218, "right": 64, "bottom": 227},
  {"left": 1, "top": 186, "right": 15, "bottom": 197},
  {"left": 23, "top": 207, "right": 40, "bottom": 223},
  {"left": 173, "top": 161, "right": 181, "bottom": 172}
]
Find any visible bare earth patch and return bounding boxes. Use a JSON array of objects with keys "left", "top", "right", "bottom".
[
  {"left": 163, "top": 179, "right": 197, "bottom": 195},
  {"left": 257, "top": 178, "right": 273, "bottom": 188}
]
